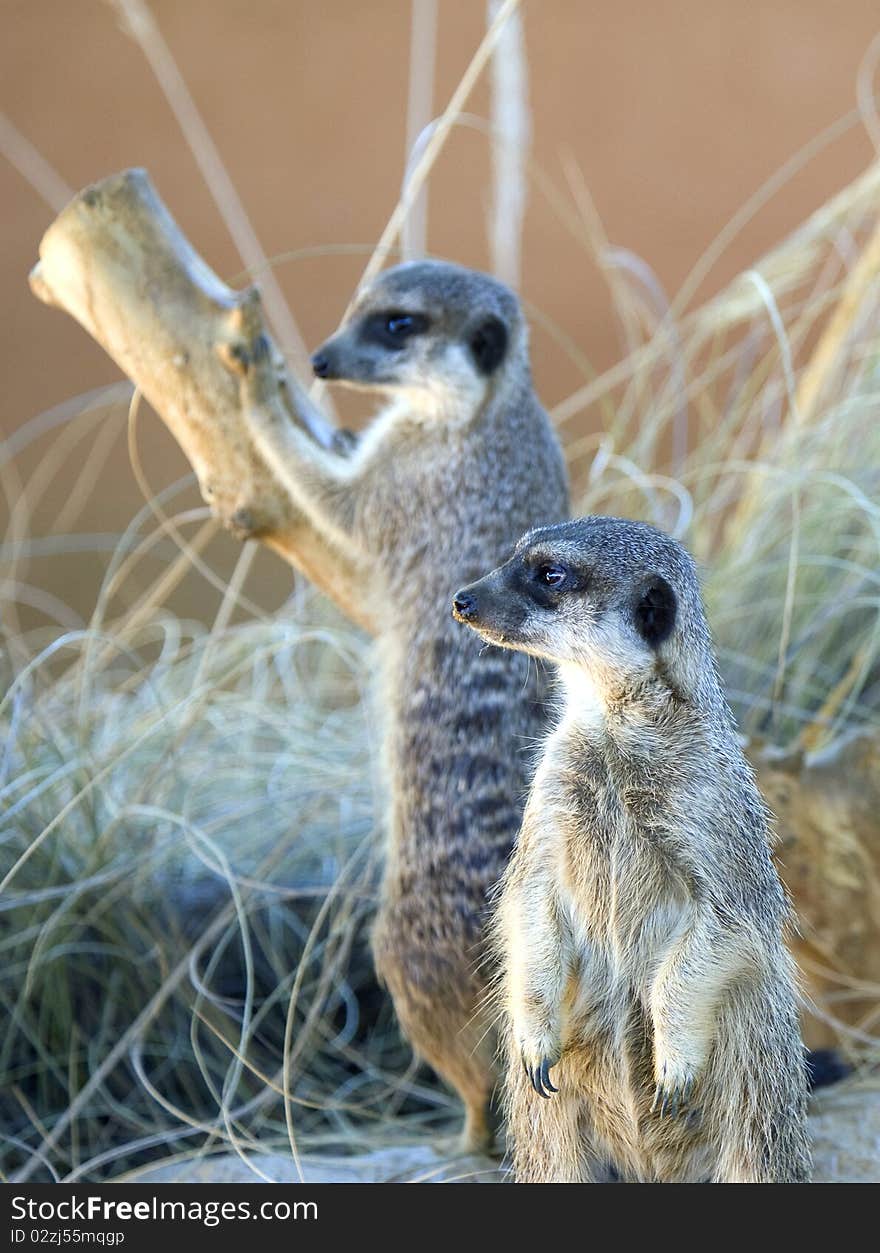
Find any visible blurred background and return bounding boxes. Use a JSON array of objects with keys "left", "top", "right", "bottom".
[{"left": 4, "top": 0, "right": 880, "bottom": 625}]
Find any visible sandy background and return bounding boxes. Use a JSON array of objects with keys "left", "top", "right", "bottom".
[{"left": 3, "top": 0, "right": 879, "bottom": 624}]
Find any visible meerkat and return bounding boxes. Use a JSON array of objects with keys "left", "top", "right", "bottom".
[
  {"left": 225, "top": 260, "right": 569, "bottom": 1151},
  {"left": 452, "top": 516, "right": 811, "bottom": 1182}
]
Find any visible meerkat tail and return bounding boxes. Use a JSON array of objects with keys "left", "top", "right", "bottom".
[{"left": 708, "top": 969, "right": 812, "bottom": 1183}]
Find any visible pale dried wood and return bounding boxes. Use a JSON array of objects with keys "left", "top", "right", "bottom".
[{"left": 30, "top": 168, "right": 376, "bottom": 634}]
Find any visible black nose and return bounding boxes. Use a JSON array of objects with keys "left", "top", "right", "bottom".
[
  {"left": 311, "top": 352, "right": 330, "bottom": 378},
  {"left": 452, "top": 591, "right": 477, "bottom": 620}
]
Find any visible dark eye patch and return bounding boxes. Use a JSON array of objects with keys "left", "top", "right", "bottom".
[
  {"left": 360, "top": 310, "right": 430, "bottom": 350},
  {"left": 516, "top": 556, "right": 579, "bottom": 607}
]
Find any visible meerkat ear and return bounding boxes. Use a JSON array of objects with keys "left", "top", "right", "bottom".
[
  {"left": 468, "top": 315, "right": 508, "bottom": 375},
  {"left": 634, "top": 576, "right": 677, "bottom": 647}
]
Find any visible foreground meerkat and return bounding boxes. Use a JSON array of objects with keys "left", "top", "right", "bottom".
[
  {"left": 452, "top": 516, "right": 811, "bottom": 1182},
  {"left": 232, "top": 261, "right": 568, "bottom": 1150}
]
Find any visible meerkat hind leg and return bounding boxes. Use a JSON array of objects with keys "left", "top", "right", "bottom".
[
  {"left": 420, "top": 1036, "right": 496, "bottom": 1156},
  {"left": 383, "top": 972, "right": 497, "bottom": 1154},
  {"left": 460, "top": 1092, "right": 495, "bottom": 1158},
  {"left": 420, "top": 1021, "right": 497, "bottom": 1156}
]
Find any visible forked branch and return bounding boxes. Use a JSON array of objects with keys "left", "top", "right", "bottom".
[{"left": 30, "top": 168, "right": 376, "bottom": 633}]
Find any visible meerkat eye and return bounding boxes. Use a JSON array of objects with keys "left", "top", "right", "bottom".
[
  {"left": 386, "top": 314, "right": 414, "bottom": 335},
  {"left": 383, "top": 312, "right": 429, "bottom": 337},
  {"left": 362, "top": 311, "right": 430, "bottom": 349},
  {"left": 539, "top": 563, "right": 567, "bottom": 587}
]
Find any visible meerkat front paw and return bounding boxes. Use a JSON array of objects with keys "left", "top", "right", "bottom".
[{"left": 651, "top": 1060, "right": 697, "bottom": 1119}]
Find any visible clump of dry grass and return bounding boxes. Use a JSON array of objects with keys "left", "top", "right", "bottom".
[{"left": 0, "top": 544, "right": 412, "bottom": 1181}]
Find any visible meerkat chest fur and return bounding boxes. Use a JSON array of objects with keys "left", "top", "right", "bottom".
[
  {"left": 545, "top": 665, "right": 722, "bottom": 981},
  {"left": 357, "top": 391, "right": 548, "bottom": 602},
  {"left": 345, "top": 305, "right": 568, "bottom": 937},
  {"left": 371, "top": 385, "right": 565, "bottom": 802}
]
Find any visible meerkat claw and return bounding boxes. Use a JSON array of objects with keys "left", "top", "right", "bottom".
[
  {"left": 539, "top": 1059, "right": 558, "bottom": 1095},
  {"left": 524, "top": 1056, "right": 558, "bottom": 1098},
  {"left": 652, "top": 1074, "right": 694, "bottom": 1119}
]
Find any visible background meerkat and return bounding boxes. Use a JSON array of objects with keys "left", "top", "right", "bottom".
[
  {"left": 230, "top": 260, "right": 569, "bottom": 1151},
  {"left": 452, "top": 516, "right": 811, "bottom": 1182}
]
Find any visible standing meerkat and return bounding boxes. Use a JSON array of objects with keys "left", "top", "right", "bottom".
[
  {"left": 452, "top": 516, "right": 811, "bottom": 1182},
  {"left": 226, "top": 261, "right": 569, "bottom": 1150}
]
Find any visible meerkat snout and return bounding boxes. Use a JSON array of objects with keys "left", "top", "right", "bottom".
[
  {"left": 311, "top": 351, "right": 331, "bottom": 378},
  {"left": 451, "top": 567, "right": 523, "bottom": 644},
  {"left": 451, "top": 589, "right": 478, "bottom": 621}
]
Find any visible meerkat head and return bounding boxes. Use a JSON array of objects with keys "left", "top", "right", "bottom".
[
  {"left": 310, "top": 260, "right": 525, "bottom": 412},
  {"left": 452, "top": 516, "right": 714, "bottom": 703}
]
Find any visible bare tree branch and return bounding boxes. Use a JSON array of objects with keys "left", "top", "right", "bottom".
[{"left": 30, "top": 168, "right": 376, "bottom": 634}]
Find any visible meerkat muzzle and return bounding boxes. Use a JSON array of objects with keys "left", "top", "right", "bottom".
[{"left": 451, "top": 589, "right": 479, "bottom": 622}]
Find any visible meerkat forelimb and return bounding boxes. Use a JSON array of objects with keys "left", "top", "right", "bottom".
[
  {"left": 453, "top": 516, "right": 811, "bottom": 1181},
  {"left": 224, "top": 331, "right": 362, "bottom": 553},
  {"left": 497, "top": 801, "right": 568, "bottom": 1092}
]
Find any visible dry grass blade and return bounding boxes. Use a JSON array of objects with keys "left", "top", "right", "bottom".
[
  {"left": 487, "top": 0, "right": 530, "bottom": 288},
  {"left": 401, "top": 0, "right": 438, "bottom": 261},
  {"left": 112, "top": 0, "right": 316, "bottom": 395},
  {"left": 353, "top": 0, "right": 522, "bottom": 300},
  {"left": 0, "top": 112, "right": 73, "bottom": 212}
]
